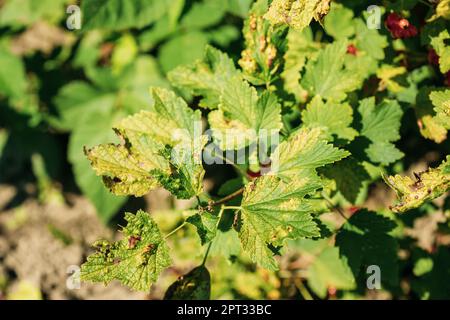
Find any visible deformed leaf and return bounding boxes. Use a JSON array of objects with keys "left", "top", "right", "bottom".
[
  {"left": 238, "top": 175, "right": 324, "bottom": 270},
  {"left": 239, "top": 0, "right": 287, "bottom": 85},
  {"left": 164, "top": 265, "right": 211, "bottom": 300},
  {"left": 384, "top": 156, "right": 450, "bottom": 212},
  {"left": 264, "top": 0, "right": 331, "bottom": 30},
  {"left": 85, "top": 143, "right": 167, "bottom": 197},
  {"left": 81, "top": 210, "right": 171, "bottom": 291},
  {"left": 85, "top": 87, "right": 206, "bottom": 199},
  {"left": 187, "top": 211, "right": 219, "bottom": 245}
]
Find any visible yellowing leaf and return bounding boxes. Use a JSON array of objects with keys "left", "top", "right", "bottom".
[
  {"left": 427, "top": 0, "right": 450, "bottom": 22},
  {"left": 384, "top": 156, "right": 450, "bottom": 213},
  {"left": 264, "top": 0, "right": 331, "bottom": 30},
  {"left": 418, "top": 115, "right": 447, "bottom": 143},
  {"left": 430, "top": 30, "right": 450, "bottom": 74},
  {"left": 86, "top": 87, "right": 206, "bottom": 199},
  {"left": 376, "top": 65, "right": 407, "bottom": 93},
  {"left": 81, "top": 210, "right": 171, "bottom": 291},
  {"left": 85, "top": 143, "right": 167, "bottom": 196}
]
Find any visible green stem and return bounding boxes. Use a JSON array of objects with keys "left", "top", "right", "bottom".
[
  {"left": 417, "top": 0, "right": 432, "bottom": 8},
  {"left": 321, "top": 192, "right": 348, "bottom": 221},
  {"left": 201, "top": 242, "right": 213, "bottom": 266},
  {"left": 222, "top": 206, "right": 242, "bottom": 211},
  {"left": 210, "top": 188, "right": 244, "bottom": 206},
  {"left": 164, "top": 221, "right": 187, "bottom": 239},
  {"left": 209, "top": 150, "right": 251, "bottom": 179},
  {"left": 201, "top": 205, "right": 225, "bottom": 266},
  {"left": 295, "top": 279, "right": 314, "bottom": 301}
]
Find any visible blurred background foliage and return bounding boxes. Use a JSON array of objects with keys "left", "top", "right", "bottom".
[{"left": 0, "top": 0, "right": 253, "bottom": 222}]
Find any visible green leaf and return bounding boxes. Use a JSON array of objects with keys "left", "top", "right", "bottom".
[
  {"left": 307, "top": 246, "right": 355, "bottom": 298},
  {"left": 158, "top": 31, "right": 209, "bottom": 73},
  {"left": 430, "top": 89, "right": 450, "bottom": 130},
  {"left": 354, "top": 19, "right": 388, "bottom": 61},
  {"left": 68, "top": 110, "right": 127, "bottom": 223},
  {"left": 164, "top": 265, "right": 211, "bottom": 300},
  {"left": 411, "top": 248, "right": 450, "bottom": 299},
  {"left": 336, "top": 210, "right": 399, "bottom": 285},
  {"left": 301, "top": 96, "right": 358, "bottom": 141},
  {"left": 187, "top": 211, "right": 219, "bottom": 245},
  {"left": 81, "top": 210, "right": 171, "bottom": 291},
  {"left": 301, "top": 40, "right": 363, "bottom": 101},
  {"left": 81, "top": 0, "right": 170, "bottom": 31},
  {"left": 281, "top": 27, "right": 319, "bottom": 102},
  {"left": 384, "top": 156, "right": 450, "bottom": 213},
  {"left": 0, "top": 47, "right": 27, "bottom": 99},
  {"left": 323, "top": 3, "right": 355, "bottom": 39},
  {"left": 238, "top": 175, "right": 323, "bottom": 270},
  {"left": 321, "top": 158, "right": 370, "bottom": 204},
  {"left": 264, "top": 0, "right": 331, "bottom": 30},
  {"left": 430, "top": 30, "right": 450, "bottom": 73},
  {"left": 270, "top": 127, "right": 350, "bottom": 181},
  {"left": 0, "top": 0, "right": 67, "bottom": 27},
  {"left": 180, "top": 0, "right": 227, "bottom": 29},
  {"left": 226, "top": 0, "right": 254, "bottom": 18},
  {"left": 358, "top": 98, "right": 404, "bottom": 165},
  {"left": 53, "top": 82, "right": 116, "bottom": 130},
  {"left": 169, "top": 45, "right": 240, "bottom": 109}
]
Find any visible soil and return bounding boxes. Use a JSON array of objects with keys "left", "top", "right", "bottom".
[{"left": 0, "top": 184, "right": 146, "bottom": 300}]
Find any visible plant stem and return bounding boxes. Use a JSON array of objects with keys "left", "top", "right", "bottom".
[
  {"left": 201, "top": 242, "right": 213, "bottom": 266},
  {"left": 417, "top": 0, "right": 432, "bottom": 8},
  {"left": 321, "top": 192, "right": 348, "bottom": 221},
  {"left": 295, "top": 278, "right": 314, "bottom": 301},
  {"left": 201, "top": 205, "right": 224, "bottom": 266},
  {"left": 209, "top": 150, "right": 251, "bottom": 179},
  {"left": 222, "top": 206, "right": 242, "bottom": 211},
  {"left": 164, "top": 221, "right": 187, "bottom": 239},
  {"left": 210, "top": 187, "right": 245, "bottom": 207}
]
